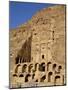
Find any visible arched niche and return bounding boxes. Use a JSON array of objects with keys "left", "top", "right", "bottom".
[
  {"left": 39, "top": 62, "right": 45, "bottom": 72},
  {"left": 54, "top": 76, "right": 60, "bottom": 85},
  {"left": 42, "top": 55, "right": 44, "bottom": 59},
  {"left": 35, "top": 79, "right": 38, "bottom": 82},
  {"left": 15, "top": 64, "right": 21, "bottom": 73},
  {"left": 47, "top": 62, "right": 51, "bottom": 71},
  {"left": 28, "top": 64, "right": 33, "bottom": 73},
  {"left": 13, "top": 73, "right": 17, "bottom": 77},
  {"left": 19, "top": 74, "right": 24, "bottom": 77},
  {"left": 58, "top": 65, "right": 62, "bottom": 73},
  {"left": 32, "top": 73, "right": 35, "bottom": 79},
  {"left": 22, "top": 64, "right": 27, "bottom": 73},
  {"left": 55, "top": 65, "right": 62, "bottom": 74},
  {"left": 40, "top": 75, "right": 46, "bottom": 82},
  {"left": 53, "top": 64, "right": 57, "bottom": 70},
  {"left": 48, "top": 72, "right": 53, "bottom": 82},
  {"left": 33, "top": 63, "right": 39, "bottom": 72},
  {"left": 25, "top": 74, "right": 31, "bottom": 82}
]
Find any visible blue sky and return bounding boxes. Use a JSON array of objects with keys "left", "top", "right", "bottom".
[{"left": 9, "top": 1, "right": 55, "bottom": 29}]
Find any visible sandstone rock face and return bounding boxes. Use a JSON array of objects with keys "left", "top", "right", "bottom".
[{"left": 9, "top": 5, "right": 66, "bottom": 88}]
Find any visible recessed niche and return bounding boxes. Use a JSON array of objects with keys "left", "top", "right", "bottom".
[{"left": 42, "top": 55, "right": 44, "bottom": 59}]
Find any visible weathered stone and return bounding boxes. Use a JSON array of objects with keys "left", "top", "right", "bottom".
[{"left": 9, "top": 5, "right": 66, "bottom": 88}]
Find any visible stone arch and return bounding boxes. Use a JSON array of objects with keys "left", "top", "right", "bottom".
[
  {"left": 47, "top": 62, "right": 51, "bottom": 71},
  {"left": 15, "top": 64, "right": 21, "bottom": 73},
  {"left": 54, "top": 75, "right": 60, "bottom": 85},
  {"left": 58, "top": 65, "right": 62, "bottom": 73},
  {"left": 25, "top": 74, "right": 31, "bottom": 82},
  {"left": 13, "top": 73, "right": 17, "bottom": 77},
  {"left": 19, "top": 74, "right": 24, "bottom": 77},
  {"left": 22, "top": 64, "right": 27, "bottom": 73},
  {"left": 35, "top": 79, "right": 38, "bottom": 82},
  {"left": 42, "top": 54, "right": 44, "bottom": 59},
  {"left": 40, "top": 75, "right": 46, "bottom": 82},
  {"left": 32, "top": 73, "right": 35, "bottom": 79},
  {"left": 33, "top": 63, "right": 39, "bottom": 72},
  {"left": 39, "top": 62, "right": 45, "bottom": 72},
  {"left": 48, "top": 72, "right": 53, "bottom": 82},
  {"left": 53, "top": 63, "right": 57, "bottom": 70},
  {"left": 28, "top": 64, "right": 33, "bottom": 73},
  {"left": 35, "top": 63, "right": 39, "bottom": 71}
]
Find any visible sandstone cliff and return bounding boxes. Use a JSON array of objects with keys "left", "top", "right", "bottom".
[{"left": 9, "top": 5, "right": 66, "bottom": 88}]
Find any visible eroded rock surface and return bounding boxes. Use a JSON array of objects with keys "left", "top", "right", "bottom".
[{"left": 9, "top": 5, "right": 66, "bottom": 88}]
